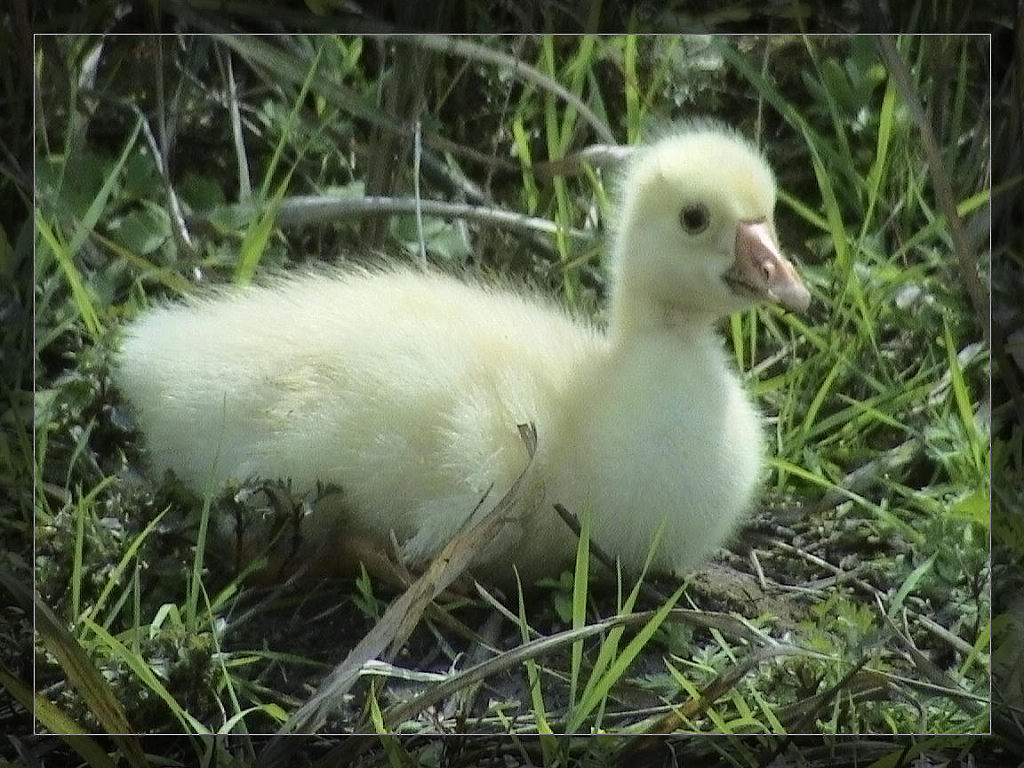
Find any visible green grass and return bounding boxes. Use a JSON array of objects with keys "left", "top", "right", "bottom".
[{"left": 26, "top": 31, "right": 1000, "bottom": 766}]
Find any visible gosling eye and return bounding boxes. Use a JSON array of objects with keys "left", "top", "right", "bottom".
[{"left": 679, "top": 203, "right": 710, "bottom": 235}]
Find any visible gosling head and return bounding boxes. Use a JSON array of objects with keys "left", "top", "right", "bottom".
[{"left": 610, "top": 123, "right": 810, "bottom": 332}]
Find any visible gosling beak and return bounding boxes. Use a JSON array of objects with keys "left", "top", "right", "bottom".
[{"left": 725, "top": 220, "right": 811, "bottom": 313}]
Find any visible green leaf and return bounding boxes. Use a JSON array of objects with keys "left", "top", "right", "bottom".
[
  {"left": 180, "top": 171, "right": 227, "bottom": 211},
  {"left": 949, "top": 488, "right": 990, "bottom": 530},
  {"left": 110, "top": 204, "right": 170, "bottom": 255},
  {"left": 121, "top": 149, "right": 160, "bottom": 200},
  {"left": 888, "top": 553, "right": 937, "bottom": 617}
]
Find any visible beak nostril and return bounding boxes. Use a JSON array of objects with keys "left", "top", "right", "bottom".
[{"left": 731, "top": 218, "right": 809, "bottom": 312}]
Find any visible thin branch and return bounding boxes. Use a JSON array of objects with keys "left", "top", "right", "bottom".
[
  {"left": 879, "top": 34, "right": 1024, "bottom": 436},
  {"left": 875, "top": 36, "right": 988, "bottom": 339},
  {"left": 230, "top": 194, "right": 595, "bottom": 242},
  {"left": 404, "top": 35, "right": 617, "bottom": 145},
  {"left": 413, "top": 119, "right": 427, "bottom": 267}
]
